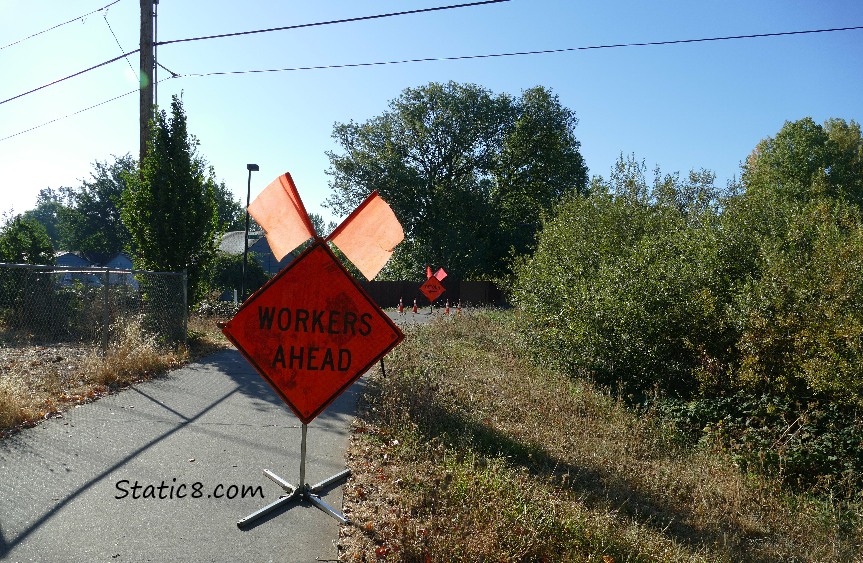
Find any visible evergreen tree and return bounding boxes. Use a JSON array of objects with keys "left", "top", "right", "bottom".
[{"left": 122, "top": 95, "right": 220, "bottom": 304}]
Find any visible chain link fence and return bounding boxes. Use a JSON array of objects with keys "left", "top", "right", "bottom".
[{"left": 0, "top": 263, "right": 187, "bottom": 349}]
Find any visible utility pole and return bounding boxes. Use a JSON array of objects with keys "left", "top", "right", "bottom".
[{"left": 139, "top": 0, "right": 155, "bottom": 165}]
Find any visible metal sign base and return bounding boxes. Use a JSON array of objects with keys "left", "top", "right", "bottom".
[{"left": 237, "top": 424, "right": 351, "bottom": 528}]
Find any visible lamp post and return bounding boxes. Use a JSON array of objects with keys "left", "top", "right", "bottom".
[{"left": 242, "top": 163, "right": 259, "bottom": 302}]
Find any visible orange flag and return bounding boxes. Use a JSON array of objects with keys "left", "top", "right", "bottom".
[
  {"left": 247, "top": 173, "right": 317, "bottom": 260},
  {"left": 327, "top": 191, "right": 404, "bottom": 281}
]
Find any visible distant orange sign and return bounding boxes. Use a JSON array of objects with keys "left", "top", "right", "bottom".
[
  {"left": 419, "top": 277, "right": 445, "bottom": 303},
  {"left": 221, "top": 240, "right": 404, "bottom": 424}
]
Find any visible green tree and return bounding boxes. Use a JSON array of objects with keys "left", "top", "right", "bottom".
[
  {"left": 742, "top": 117, "right": 863, "bottom": 205},
  {"left": 58, "top": 154, "right": 137, "bottom": 264},
  {"left": 722, "top": 117, "right": 863, "bottom": 402},
  {"left": 22, "top": 187, "right": 72, "bottom": 248},
  {"left": 0, "top": 214, "right": 59, "bottom": 338},
  {"left": 213, "top": 179, "right": 245, "bottom": 231},
  {"left": 492, "top": 86, "right": 589, "bottom": 262},
  {"left": 0, "top": 214, "right": 54, "bottom": 265},
  {"left": 325, "top": 81, "right": 587, "bottom": 280},
  {"left": 122, "top": 95, "right": 221, "bottom": 305}
]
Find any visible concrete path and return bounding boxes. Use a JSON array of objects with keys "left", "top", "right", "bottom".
[{"left": 0, "top": 348, "right": 360, "bottom": 562}]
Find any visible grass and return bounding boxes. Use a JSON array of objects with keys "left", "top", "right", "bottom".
[
  {"left": 0, "top": 313, "right": 230, "bottom": 437},
  {"left": 339, "top": 309, "right": 862, "bottom": 562}
]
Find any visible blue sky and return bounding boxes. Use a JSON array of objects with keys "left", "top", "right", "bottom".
[{"left": 1, "top": 0, "right": 861, "bottom": 225}]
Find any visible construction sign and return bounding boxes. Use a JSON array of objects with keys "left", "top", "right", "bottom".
[
  {"left": 222, "top": 172, "right": 406, "bottom": 424},
  {"left": 222, "top": 240, "right": 404, "bottom": 424},
  {"left": 419, "top": 276, "right": 445, "bottom": 303},
  {"left": 419, "top": 265, "right": 448, "bottom": 303}
]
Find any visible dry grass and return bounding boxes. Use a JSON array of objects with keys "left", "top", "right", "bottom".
[
  {"left": 339, "top": 310, "right": 862, "bottom": 562},
  {"left": 0, "top": 314, "right": 230, "bottom": 437}
]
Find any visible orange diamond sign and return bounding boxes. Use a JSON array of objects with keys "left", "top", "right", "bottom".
[
  {"left": 419, "top": 276, "right": 445, "bottom": 303},
  {"left": 221, "top": 240, "right": 404, "bottom": 424}
]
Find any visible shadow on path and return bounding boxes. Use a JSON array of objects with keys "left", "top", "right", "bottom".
[{"left": 0, "top": 383, "right": 238, "bottom": 558}]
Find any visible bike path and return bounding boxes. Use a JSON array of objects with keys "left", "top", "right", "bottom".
[{"left": 0, "top": 348, "right": 358, "bottom": 562}]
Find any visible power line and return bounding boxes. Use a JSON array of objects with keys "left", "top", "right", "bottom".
[
  {"left": 3, "top": 23, "right": 862, "bottom": 141},
  {"left": 175, "top": 24, "right": 863, "bottom": 78},
  {"left": 155, "top": 0, "right": 510, "bottom": 46},
  {"left": 103, "top": 10, "right": 137, "bottom": 79},
  {"left": 0, "top": 0, "right": 122, "bottom": 51},
  {"left": 0, "top": 88, "right": 139, "bottom": 143},
  {"left": 0, "top": 75, "right": 178, "bottom": 143},
  {"left": 0, "top": 50, "right": 138, "bottom": 107},
  {"left": 0, "top": 0, "right": 508, "bottom": 107}
]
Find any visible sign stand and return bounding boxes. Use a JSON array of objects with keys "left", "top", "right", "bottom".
[
  {"left": 237, "top": 424, "right": 351, "bottom": 528},
  {"left": 227, "top": 176, "right": 405, "bottom": 531}
]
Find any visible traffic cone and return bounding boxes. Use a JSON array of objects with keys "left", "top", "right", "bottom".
[
  {"left": 444, "top": 300, "right": 450, "bottom": 315},
  {"left": 457, "top": 300, "right": 462, "bottom": 314},
  {"left": 412, "top": 298, "right": 418, "bottom": 314},
  {"left": 398, "top": 297, "right": 404, "bottom": 315}
]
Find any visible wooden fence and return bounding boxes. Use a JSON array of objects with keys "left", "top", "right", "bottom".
[{"left": 357, "top": 279, "right": 505, "bottom": 309}]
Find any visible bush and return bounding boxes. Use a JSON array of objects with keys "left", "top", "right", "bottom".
[
  {"left": 515, "top": 149, "right": 863, "bottom": 407},
  {"left": 513, "top": 159, "right": 729, "bottom": 399},
  {"left": 661, "top": 392, "right": 863, "bottom": 498},
  {"left": 723, "top": 195, "right": 863, "bottom": 403},
  {"left": 514, "top": 121, "right": 863, "bottom": 497},
  {"left": 206, "top": 252, "right": 269, "bottom": 300}
]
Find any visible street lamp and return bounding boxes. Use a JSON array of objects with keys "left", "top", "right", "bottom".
[{"left": 241, "top": 163, "right": 259, "bottom": 302}]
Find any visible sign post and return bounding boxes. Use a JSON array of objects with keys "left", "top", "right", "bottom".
[{"left": 222, "top": 239, "right": 404, "bottom": 527}]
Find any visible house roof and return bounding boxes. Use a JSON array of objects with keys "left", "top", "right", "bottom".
[
  {"left": 104, "top": 253, "right": 133, "bottom": 269},
  {"left": 54, "top": 251, "right": 92, "bottom": 266},
  {"left": 218, "top": 230, "right": 264, "bottom": 255},
  {"left": 218, "top": 231, "right": 246, "bottom": 255},
  {"left": 217, "top": 230, "right": 294, "bottom": 274},
  {"left": 249, "top": 236, "right": 295, "bottom": 274}
]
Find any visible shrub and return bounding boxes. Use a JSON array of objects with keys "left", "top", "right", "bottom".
[
  {"left": 513, "top": 158, "right": 729, "bottom": 399},
  {"left": 514, "top": 120, "right": 863, "bottom": 497},
  {"left": 206, "top": 252, "right": 269, "bottom": 299},
  {"left": 661, "top": 392, "right": 863, "bottom": 498},
  {"left": 724, "top": 195, "right": 863, "bottom": 403}
]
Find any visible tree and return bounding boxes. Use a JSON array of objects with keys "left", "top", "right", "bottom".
[
  {"left": 742, "top": 117, "right": 863, "bottom": 205},
  {"left": 723, "top": 117, "right": 863, "bottom": 402},
  {"left": 325, "top": 81, "right": 587, "bottom": 280},
  {"left": 0, "top": 214, "right": 58, "bottom": 337},
  {"left": 57, "top": 155, "right": 137, "bottom": 263},
  {"left": 512, "top": 155, "right": 726, "bottom": 399},
  {"left": 0, "top": 214, "right": 54, "bottom": 265},
  {"left": 212, "top": 178, "right": 245, "bottom": 232},
  {"left": 122, "top": 95, "right": 221, "bottom": 305},
  {"left": 22, "top": 187, "right": 72, "bottom": 249},
  {"left": 492, "top": 86, "right": 589, "bottom": 262}
]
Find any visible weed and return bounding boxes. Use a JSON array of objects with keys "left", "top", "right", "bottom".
[
  {"left": 0, "top": 313, "right": 231, "bottom": 437},
  {"left": 340, "top": 310, "right": 863, "bottom": 561}
]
